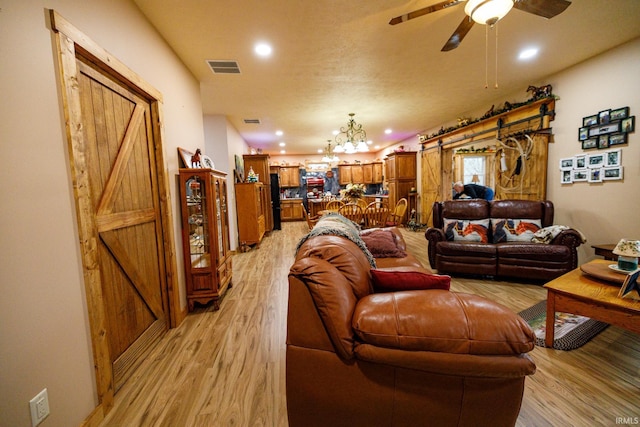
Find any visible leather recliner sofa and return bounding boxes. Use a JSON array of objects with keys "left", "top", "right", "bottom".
[
  {"left": 425, "top": 199, "right": 584, "bottom": 281},
  {"left": 287, "top": 225, "right": 536, "bottom": 427}
]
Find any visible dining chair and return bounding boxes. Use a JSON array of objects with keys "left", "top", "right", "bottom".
[
  {"left": 338, "top": 203, "right": 364, "bottom": 225},
  {"left": 363, "top": 201, "right": 390, "bottom": 229},
  {"left": 386, "top": 198, "right": 408, "bottom": 226},
  {"left": 301, "top": 203, "right": 320, "bottom": 230},
  {"left": 325, "top": 200, "right": 344, "bottom": 212}
]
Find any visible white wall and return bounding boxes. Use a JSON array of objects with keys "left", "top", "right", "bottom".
[
  {"left": 202, "top": 114, "right": 251, "bottom": 251},
  {"left": 0, "top": 1, "right": 206, "bottom": 425}
]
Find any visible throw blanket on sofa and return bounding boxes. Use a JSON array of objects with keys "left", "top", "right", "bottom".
[
  {"left": 296, "top": 213, "right": 377, "bottom": 268},
  {"left": 532, "top": 225, "right": 587, "bottom": 244}
]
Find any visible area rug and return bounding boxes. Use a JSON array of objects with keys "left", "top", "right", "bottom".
[{"left": 518, "top": 301, "right": 609, "bottom": 350}]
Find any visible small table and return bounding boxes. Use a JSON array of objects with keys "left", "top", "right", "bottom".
[
  {"left": 544, "top": 259, "right": 640, "bottom": 347},
  {"left": 591, "top": 243, "right": 618, "bottom": 261}
]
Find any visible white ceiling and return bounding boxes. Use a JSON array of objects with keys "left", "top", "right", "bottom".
[{"left": 133, "top": 0, "right": 640, "bottom": 156}]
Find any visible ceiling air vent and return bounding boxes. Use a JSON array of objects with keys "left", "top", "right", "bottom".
[
  {"left": 243, "top": 119, "right": 261, "bottom": 124},
  {"left": 206, "top": 60, "right": 240, "bottom": 74}
]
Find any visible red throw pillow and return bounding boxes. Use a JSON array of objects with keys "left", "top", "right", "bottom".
[
  {"left": 360, "top": 229, "right": 407, "bottom": 258},
  {"left": 371, "top": 268, "right": 451, "bottom": 293}
]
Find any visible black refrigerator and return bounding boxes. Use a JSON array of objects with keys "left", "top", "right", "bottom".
[{"left": 270, "top": 173, "right": 282, "bottom": 230}]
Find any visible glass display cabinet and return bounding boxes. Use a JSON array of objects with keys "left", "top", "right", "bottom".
[{"left": 179, "top": 168, "right": 232, "bottom": 310}]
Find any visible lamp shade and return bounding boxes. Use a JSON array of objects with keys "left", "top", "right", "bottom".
[
  {"left": 613, "top": 239, "right": 640, "bottom": 257},
  {"left": 465, "top": 0, "right": 514, "bottom": 25}
]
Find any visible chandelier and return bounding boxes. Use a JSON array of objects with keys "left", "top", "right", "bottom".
[
  {"left": 333, "top": 113, "right": 369, "bottom": 154},
  {"left": 321, "top": 141, "right": 339, "bottom": 163}
]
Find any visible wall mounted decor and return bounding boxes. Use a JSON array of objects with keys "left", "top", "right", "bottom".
[
  {"left": 579, "top": 106, "right": 634, "bottom": 150},
  {"left": 560, "top": 148, "right": 623, "bottom": 185}
]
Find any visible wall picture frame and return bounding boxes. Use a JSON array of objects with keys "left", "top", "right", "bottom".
[
  {"left": 559, "top": 157, "right": 575, "bottom": 170},
  {"left": 609, "top": 133, "right": 627, "bottom": 146},
  {"left": 587, "top": 153, "right": 605, "bottom": 168},
  {"left": 605, "top": 149, "right": 621, "bottom": 167},
  {"left": 574, "top": 154, "right": 586, "bottom": 169},
  {"left": 598, "top": 109, "right": 610, "bottom": 124},
  {"left": 178, "top": 147, "right": 195, "bottom": 168},
  {"left": 603, "top": 166, "right": 623, "bottom": 181},
  {"left": 621, "top": 116, "right": 635, "bottom": 133},
  {"left": 578, "top": 127, "right": 589, "bottom": 141},
  {"left": 561, "top": 170, "right": 573, "bottom": 184},
  {"left": 598, "top": 134, "right": 609, "bottom": 149},
  {"left": 582, "top": 138, "right": 597, "bottom": 150},
  {"left": 610, "top": 107, "right": 629, "bottom": 121},
  {"left": 589, "top": 122, "right": 620, "bottom": 137},
  {"left": 588, "top": 168, "right": 603, "bottom": 183},
  {"left": 572, "top": 169, "right": 588, "bottom": 182},
  {"left": 582, "top": 115, "right": 598, "bottom": 127}
]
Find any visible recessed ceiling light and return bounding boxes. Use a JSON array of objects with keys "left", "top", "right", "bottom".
[
  {"left": 367, "top": 140, "right": 373, "bottom": 145},
  {"left": 332, "top": 130, "right": 339, "bottom": 136},
  {"left": 519, "top": 48, "right": 538, "bottom": 60},
  {"left": 280, "top": 150, "right": 286, "bottom": 154},
  {"left": 317, "top": 149, "right": 323, "bottom": 153},
  {"left": 385, "top": 129, "right": 392, "bottom": 134},
  {"left": 255, "top": 42, "right": 272, "bottom": 57},
  {"left": 279, "top": 142, "right": 286, "bottom": 147},
  {"left": 275, "top": 130, "right": 283, "bottom": 136},
  {"left": 374, "top": 145, "right": 380, "bottom": 150}
]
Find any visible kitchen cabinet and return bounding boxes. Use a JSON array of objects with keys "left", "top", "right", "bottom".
[
  {"left": 280, "top": 199, "right": 304, "bottom": 221},
  {"left": 363, "top": 162, "right": 383, "bottom": 184},
  {"left": 179, "top": 168, "right": 232, "bottom": 310},
  {"left": 279, "top": 166, "right": 300, "bottom": 188},
  {"left": 339, "top": 163, "right": 381, "bottom": 185}
]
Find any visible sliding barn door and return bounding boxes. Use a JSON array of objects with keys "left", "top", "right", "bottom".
[{"left": 76, "top": 59, "right": 169, "bottom": 392}]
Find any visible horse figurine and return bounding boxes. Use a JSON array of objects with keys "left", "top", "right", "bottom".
[
  {"left": 191, "top": 148, "right": 202, "bottom": 167},
  {"left": 526, "top": 84, "right": 552, "bottom": 100}
]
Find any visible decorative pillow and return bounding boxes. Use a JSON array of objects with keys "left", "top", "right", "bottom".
[
  {"left": 360, "top": 229, "right": 407, "bottom": 258},
  {"left": 371, "top": 267, "right": 451, "bottom": 293},
  {"left": 492, "top": 218, "right": 542, "bottom": 243},
  {"left": 443, "top": 218, "right": 490, "bottom": 243}
]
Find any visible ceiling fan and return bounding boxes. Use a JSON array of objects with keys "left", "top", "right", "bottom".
[{"left": 389, "top": 0, "right": 571, "bottom": 51}]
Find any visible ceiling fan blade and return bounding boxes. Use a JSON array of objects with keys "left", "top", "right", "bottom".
[
  {"left": 389, "top": 0, "right": 464, "bottom": 25},
  {"left": 513, "top": 0, "right": 571, "bottom": 19},
  {"left": 441, "top": 16, "right": 475, "bottom": 51}
]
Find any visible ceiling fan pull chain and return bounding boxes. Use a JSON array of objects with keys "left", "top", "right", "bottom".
[
  {"left": 495, "top": 22, "right": 499, "bottom": 89},
  {"left": 485, "top": 25, "right": 489, "bottom": 89}
]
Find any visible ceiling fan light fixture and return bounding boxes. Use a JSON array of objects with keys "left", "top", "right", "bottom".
[{"left": 465, "top": 0, "right": 514, "bottom": 25}]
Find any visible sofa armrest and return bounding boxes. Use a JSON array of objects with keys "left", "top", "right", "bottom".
[
  {"left": 551, "top": 229, "right": 584, "bottom": 269},
  {"left": 352, "top": 290, "right": 534, "bottom": 355},
  {"left": 424, "top": 227, "right": 446, "bottom": 269}
]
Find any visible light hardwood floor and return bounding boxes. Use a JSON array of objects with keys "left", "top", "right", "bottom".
[{"left": 100, "top": 222, "right": 640, "bottom": 427}]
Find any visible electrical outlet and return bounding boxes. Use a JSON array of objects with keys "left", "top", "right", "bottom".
[{"left": 29, "top": 388, "right": 50, "bottom": 427}]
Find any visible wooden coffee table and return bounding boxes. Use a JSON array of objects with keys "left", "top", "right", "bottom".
[{"left": 544, "top": 259, "right": 640, "bottom": 347}]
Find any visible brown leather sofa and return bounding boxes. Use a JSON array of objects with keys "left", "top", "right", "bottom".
[
  {"left": 287, "top": 224, "right": 536, "bottom": 427},
  {"left": 425, "top": 199, "right": 584, "bottom": 281}
]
